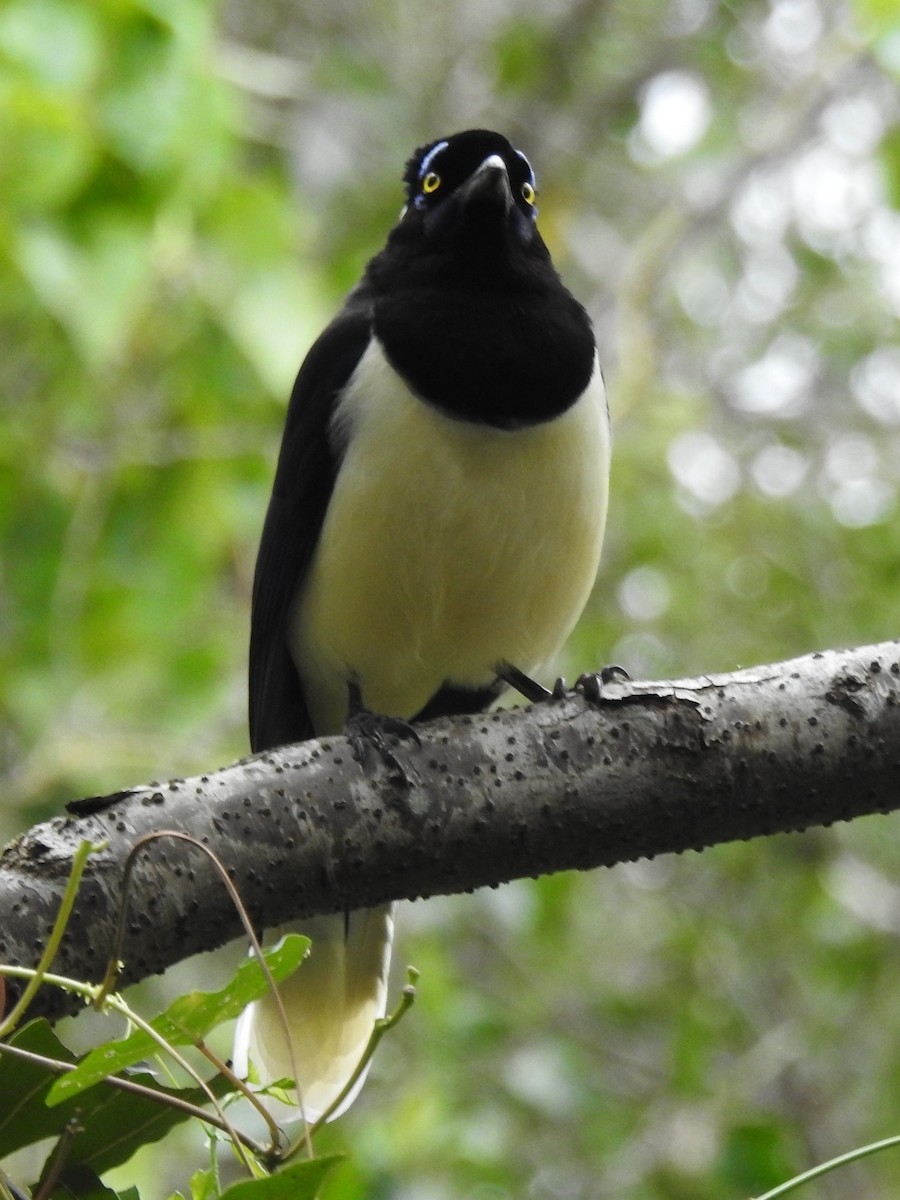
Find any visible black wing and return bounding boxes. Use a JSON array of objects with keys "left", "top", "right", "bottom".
[{"left": 249, "top": 301, "right": 373, "bottom": 753}]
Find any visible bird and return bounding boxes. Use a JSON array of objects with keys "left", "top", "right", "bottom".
[{"left": 232, "top": 128, "right": 611, "bottom": 1124}]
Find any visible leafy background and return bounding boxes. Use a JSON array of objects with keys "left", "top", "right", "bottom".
[{"left": 3, "top": 0, "right": 900, "bottom": 1196}]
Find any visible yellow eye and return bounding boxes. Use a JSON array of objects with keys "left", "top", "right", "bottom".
[
  {"left": 521, "top": 181, "right": 536, "bottom": 205},
  {"left": 422, "top": 172, "right": 441, "bottom": 194}
]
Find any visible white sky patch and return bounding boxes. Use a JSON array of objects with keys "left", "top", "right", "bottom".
[
  {"left": 617, "top": 566, "right": 672, "bottom": 622},
  {"left": 852, "top": 346, "right": 900, "bottom": 425},
  {"left": 634, "top": 71, "right": 712, "bottom": 161},
  {"left": 790, "top": 142, "right": 881, "bottom": 240},
  {"left": 821, "top": 432, "right": 894, "bottom": 527},
  {"left": 821, "top": 94, "right": 886, "bottom": 157},
  {"left": 763, "top": 0, "right": 823, "bottom": 57},
  {"left": 675, "top": 261, "right": 731, "bottom": 326},
  {"left": 502, "top": 1043, "right": 577, "bottom": 1117},
  {"left": 877, "top": 29, "right": 900, "bottom": 75},
  {"left": 621, "top": 857, "right": 677, "bottom": 891},
  {"left": 824, "top": 432, "right": 879, "bottom": 483},
  {"left": 610, "top": 630, "right": 670, "bottom": 679},
  {"left": 825, "top": 854, "right": 900, "bottom": 934},
  {"left": 658, "top": 1106, "right": 719, "bottom": 1175},
  {"left": 731, "top": 168, "right": 792, "bottom": 244},
  {"left": 862, "top": 209, "right": 900, "bottom": 317},
  {"left": 828, "top": 477, "right": 895, "bottom": 527},
  {"left": 751, "top": 443, "right": 809, "bottom": 496},
  {"left": 474, "top": 879, "right": 534, "bottom": 934},
  {"left": 668, "top": 430, "right": 741, "bottom": 506},
  {"left": 731, "top": 333, "right": 817, "bottom": 416},
  {"left": 733, "top": 243, "right": 799, "bottom": 324}
]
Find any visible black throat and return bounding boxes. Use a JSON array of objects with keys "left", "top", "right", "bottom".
[{"left": 364, "top": 221, "right": 596, "bottom": 430}]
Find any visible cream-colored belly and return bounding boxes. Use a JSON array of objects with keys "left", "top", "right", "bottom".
[{"left": 291, "top": 339, "right": 610, "bottom": 735}]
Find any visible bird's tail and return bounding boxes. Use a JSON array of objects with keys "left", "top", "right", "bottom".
[{"left": 233, "top": 903, "right": 394, "bottom": 1124}]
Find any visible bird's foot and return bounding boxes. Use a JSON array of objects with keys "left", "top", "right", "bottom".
[
  {"left": 574, "top": 664, "right": 631, "bottom": 705},
  {"left": 345, "top": 679, "right": 420, "bottom": 786}
]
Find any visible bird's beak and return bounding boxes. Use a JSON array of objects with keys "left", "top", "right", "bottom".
[{"left": 457, "top": 154, "right": 514, "bottom": 214}]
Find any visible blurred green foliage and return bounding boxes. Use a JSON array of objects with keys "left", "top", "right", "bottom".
[{"left": 3, "top": 0, "right": 900, "bottom": 1197}]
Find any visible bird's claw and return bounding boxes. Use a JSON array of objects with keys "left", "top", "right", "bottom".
[
  {"left": 575, "top": 664, "right": 631, "bottom": 705},
  {"left": 495, "top": 660, "right": 552, "bottom": 703},
  {"left": 345, "top": 679, "right": 420, "bottom": 786}
]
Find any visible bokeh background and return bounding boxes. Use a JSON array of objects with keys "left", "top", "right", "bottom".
[{"left": 3, "top": 0, "right": 900, "bottom": 1196}]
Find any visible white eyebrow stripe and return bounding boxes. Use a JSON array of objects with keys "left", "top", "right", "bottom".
[
  {"left": 419, "top": 140, "right": 449, "bottom": 177},
  {"left": 516, "top": 149, "right": 535, "bottom": 186}
]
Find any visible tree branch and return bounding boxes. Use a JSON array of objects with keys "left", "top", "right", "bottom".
[{"left": 3, "top": 639, "right": 899, "bottom": 1021}]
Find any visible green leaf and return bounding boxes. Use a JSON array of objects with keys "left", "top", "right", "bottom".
[
  {"left": 14, "top": 217, "right": 156, "bottom": 369},
  {"left": 0, "top": 0, "right": 102, "bottom": 91},
  {"left": 0, "top": 1020, "right": 233, "bottom": 1175},
  {"left": 849, "top": 0, "right": 900, "bottom": 43},
  {"left": 47, "top": 934, "right": 308, "bottom": 1106},
  {"left": 188, "top": 1167, "right": 220, "bottom": 1200},
  {"left": 716, "top": 1121, "right": 797, "bottom": 1195},
  {"left": 492, "top": 20, "right": 550, "bottom": 93},
  {"left": 0, "top": 1019, "right": 76, "bottom": 1154},
  {"left": 42, "top": 1164, "right": 139, "bottom": 1200},
  {"left": 218, "top": 1157, "right": 344, "bottom": 1200},
  {"left": 168, "top": 1159, "right": 346, "bottom": 1200},
  {"left": 880, "top": 125, "right": 900, "bottom": 210},
  {"left": 0, "top": 81, "right": 95, "bottom": 210}
]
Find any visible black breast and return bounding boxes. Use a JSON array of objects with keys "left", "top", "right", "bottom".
[{"left": 366, "top": 231, "right": 596, "bottom": 430}]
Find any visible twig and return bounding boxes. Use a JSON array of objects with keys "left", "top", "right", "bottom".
[
  {"left": 0, "top": 1039, "right": 267, "bottom": 1158},
  {"left": 96, "top": 830, "right": 302, "bottom": 1156}
]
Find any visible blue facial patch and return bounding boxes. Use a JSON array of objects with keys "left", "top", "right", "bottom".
[
  {"left": 516, "top": 149, "right": 536, "bottom": 190},
  {"left": 418, "top": 140, "right": 449, "bottom": 178}
]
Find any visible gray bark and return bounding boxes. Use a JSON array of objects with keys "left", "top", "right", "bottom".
[{"left": 3, "top": 639, "right": 899, "bottom": 1021}]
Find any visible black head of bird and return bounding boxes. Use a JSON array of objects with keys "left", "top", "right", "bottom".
[
  {"left": 366, "top": 129, "right": 596, "bottom": 429},
  {"left": 400, "top": 128, "right": 540, "bottom": 246}
]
